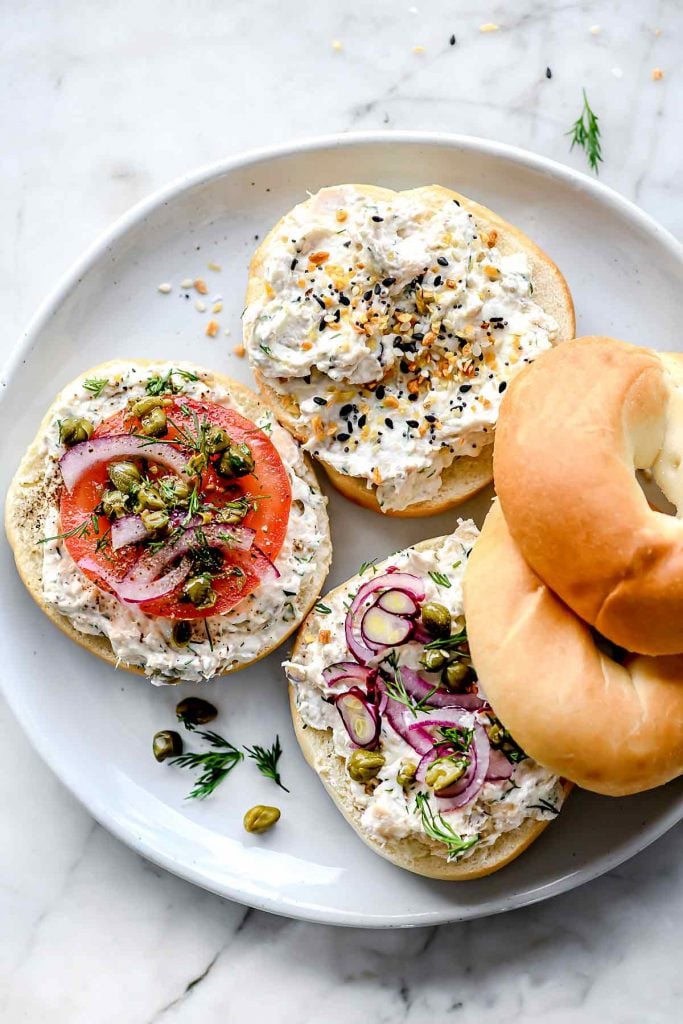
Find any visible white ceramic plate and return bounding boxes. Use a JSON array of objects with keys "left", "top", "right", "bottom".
[{"left": 2, "top": 133, "right": 682, "bottom": 928}]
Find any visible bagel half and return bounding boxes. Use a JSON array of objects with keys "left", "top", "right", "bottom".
[
  {"left": 494, "top": 335, "right": 683, "bottom": 655},
  {"left": 5, "top": 359, "right": 331, "bottom": 682},
  {"left": 463, "top": 502, "right": 683, "bottom": 796},
  {"left": 288, "top": 532, "right": 570, "bottom": 880},
  {"left": 246, "top": 183, "right": 575, "bottom": 518}
]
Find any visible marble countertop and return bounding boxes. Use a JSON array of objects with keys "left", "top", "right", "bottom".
[{"left": 1, "top": 1, "right": 680, "bottom": 1020}]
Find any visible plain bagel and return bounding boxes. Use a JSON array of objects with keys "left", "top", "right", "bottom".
[
  {"left": 463, "top": 502, "right": 683, "bottom": 796},
  {"left": 494, "top": 335, "right": 683, "bottom": 656}
]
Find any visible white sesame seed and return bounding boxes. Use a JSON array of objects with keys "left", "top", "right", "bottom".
[
  {"left": 181, "top": 277, "right": 193, "bottom": 289},
  {"left": 157, "top": 282, "right": 172, "bottom": 294},
  {"left": 480, "top": 23, "right": 499, "bottom": 33},
  {"left": 589, "top": 24, "right": 601, "bottom": 35},
  {"left": 194, "top": 299, "right": 206, "bottom": 313},
  {"left": 224, "top": 328, "right": 232, "bottom": 336},
  {"left": 331, "top": 39, "right": 342, "bottom": 51}
]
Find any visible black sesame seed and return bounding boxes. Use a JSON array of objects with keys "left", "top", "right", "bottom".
[
  {"left": 339, "top": 294, "right": 350, "bottom": 306},
  {"left": 318, "top": 318, "right": 326, "bottom": 331},
  {"left": 400, "top": 359, "right": 410, "bottom": 373},
  {"left": 363, "top": 290, "right": 373, "bottom": 301},
  {"left": 499, "top": 381, "right": 507, "bottom": 393},
  {"left": 340, "top": 403, "right": 353, "bottom": 417},
  {"left": 434, "top": 275, "right": 442, "bottom": 287},
  {"left": 408, "top": 393, "right": 418, "bottom": 402},
  {"left": 337, "top": 433, "right": 350, "bottom": 442},
  {"left": 372, "top": 215, "right": 384, "bottom": 222},
  {"left": 358, "top": 414, "right": 367, "bottom": 428},
  {"left": 546, "top": 67, "right": 552, "bottom": 79},
  {"left": 459, "top": 384, "right": 472, "bottom": 393},
  {"left": 382, "top": 277, "right": 396, "bottom": 287},
  {"left": 449, "top": 33, "right": 456, "bottom": 45},
  {"left": 437, "top": 256, "right": 448, "bottom": 267},
  {"left": 407, "top": 419, "right": 419, "bottom": 428},
  {"left": 290, "top": 258, "right": 298, "bottom": 270},
  {"left": 385, "top": 418, "right": 394, "bottom": 429},
  {"left": 375, "top": 385, "right": 385, "bottom": 400},
  {"left": 313, "top": 396, "right": 327, "bottom": 406},
  {"left": 425, "top": 414, "right": 436, "bottom": 423},
  {"left": 313, "top": 295, "right": 325, "bottom": 309},
  {"left": 374, "top": 282, "right": 381, "bottom": 295},
  {"left": 412, "top": 332, "right": 424, "bottom": 341}
]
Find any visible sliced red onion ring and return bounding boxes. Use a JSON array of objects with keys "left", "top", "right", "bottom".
[
  {"left": 485, "top": 747, "right": 514, "bottom": 781},
  {"left": 361, "top": 605, "right": 414, "bottom": 649},
  {"left": 323, "top": 662, "right": 376, "bottom": 687},
  {"left": 78, "top": 555, "right": 193, "bottom": 604},
  {"left": 345, "top": 571, "right": 425, "bottom": 665},
  {"left": 335, "top": 687, "right": 380, "bottom": 749},
  {"left": 111, "top": 514, "right": 149, "bottom": 551},
  {"left": 376, "top": 590, "right": 418, "bottom": 616},
  {"left": 60, "top": 435, "right": 191, "bottom": 492},
  {"left": 437, "top": 726, "right": 490, "bottom": 811},
  {"left": 406, "top": 711, "right": 474, "bottom": 755},
  {"left": 398, "top": 666, "right": 485, "bottom": 711},
  {"left": 365, "top": 673, "right": 388, "bottom": 715}
]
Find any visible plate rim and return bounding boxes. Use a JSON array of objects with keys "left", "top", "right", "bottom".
[{"left": 2, "top": 131, "right": 682, "bottom": 927}]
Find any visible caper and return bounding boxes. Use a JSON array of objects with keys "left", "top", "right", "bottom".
[
  {"left": 216, "top": 499, "right": 249, "bottom": 525},
  {"left": 152, "top": 730, "right": 183, "bottom": 762},
  {"left": 444, "top": 661, "right": 473, "bottom": 691},
  {"left": 420, "top": 601, "right": 452, "bottom": 638},
  {"left": 100, "top": 488, "right": 129, "bottom": 520},
  {"left": 131, "top": 395, "right": 165, "bottom": 419},
  {"left": 59, "top": 417, "right": 94, "bottom": 447},
  {"left": 205, "top": 426, "right": 231, "bottom": 454},
  {"left": 216, "top": 442, "right": 255, "bottom": 479},
  {"left": 486, "top": 722, "right": 506, "bottom": 746},
  {"left": 243, "top": 805, "right": 281, "bottom": 834},
  {"left": 186, "top": 453, "right": 208, "bottom": 476},
  {"left": 420, "top": 649, "right": 448, "bottom": 673},
  {"left": 134, "top": 482, "right": 166, "bottom": 511},
  {"left": 346, "top": 748, "right": 386, "bottom": 783},
  {"left": 175, "top": 696, "right": 218, "bottom": 727},
  {"left": 171, "top": 621, "right": 193, "bottom": 647},
  {"left": 107, "top": 460, "right": 142, "bottom": 494},
  {"left": 425, "top": 755, "right": 468, "bottom": 793},
  {"left": 396, "top": 759, "right": 418, "bottom": 788},
  {"left": 140, "top": 508, "right": 170, "bottom": 537},
  {"left": 140, "top": 406, "right": 168, "bottom": 437},
  {"left": 183, "top": 573, "right": 217, "bottom": 609},
  {"left": 167, "top": 478, "right": 191, "bottom": 502}
]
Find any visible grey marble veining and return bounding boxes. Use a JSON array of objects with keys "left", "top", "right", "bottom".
[{"left": 1, "top": 1, "right": 681, "bottom": 1021}]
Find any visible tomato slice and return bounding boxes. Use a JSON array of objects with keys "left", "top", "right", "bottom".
[{"left": 60, "top": 396, "right": 292, "bottom": 619}]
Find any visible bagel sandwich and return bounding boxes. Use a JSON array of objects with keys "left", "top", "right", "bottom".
[
  {"left": 285, "top": 521, "right": 570, "bottom": 880},
  {"left": 464, "top": 502, "right": 683, "bottom": 796},
  {"left": 244, "top": 183, "right": 575, "bottom": 517},
  {"left": 6, "top": 360, "right": 331, "bottom": 684}
]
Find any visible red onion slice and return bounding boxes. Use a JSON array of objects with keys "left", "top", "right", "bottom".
[
  {"left": 399, "top": 666, "right": 485, "bottom": 711},
  {"left": 345, "top": 571, "right": 425, "bottom": 665},
  {"left": 60, "top": 435, "right": 191, "bottom": 492},
  {"left": 123, "top": 523, "right": 254, "bottom": 588},
  {"left": 376, "top": 590, "right": 418, "bottom": 616},
  {"left": 360, "top": 605, "right": 414, "bottom": 649},
  {"left": 335, "top": 687, "right": 380, "bottom": 749},
  {"left": 77, "top": 555, "right": 193, "bottom": 604},
  {"left": 111, "top": 514, "right": 149, "bottom": 551},
  {"left": 486, "top": 747, "right": 514, "bottom": 781},
  {"left": 323, "top": 662, "right": 376, "bottom": 687},
  {"left": 437, "top": 726, "right": 490, "bottom": 811}
]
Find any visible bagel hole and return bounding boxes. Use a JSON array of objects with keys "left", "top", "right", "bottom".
[{"left": 636, "top": 470, "right": 677, "bottom": 516}]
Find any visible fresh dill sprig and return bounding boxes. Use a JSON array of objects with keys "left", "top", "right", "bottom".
[
  {"left": 39, "top": 513, "right": 100, "bottom": 545},
  {"left": 423, "top": 628, "right": 468, "bottom": 652},
  {"left": 244, "top": 735, "right": 289, "bottom": 792},
  {"left": 529, "top": 798, "right": 560, "bottom": 816},
  {"left": 567, "top": 89, "right": 603, "bottom": 173},
  {"left": 439, "top": 726, "right": 474, "bottom": 753},
  {"left": 382, "top": 653, "right": 436, "bottom": 717},
  {"left": 145, "top": 367, "right": 200, "bottom": 396},
  {"left": 359, "top": 558, "right": 378, "bottom": 576},
  {"left": 259, "top": 343, "right": 273, "bottom": 357},
  {"left": 170, "top": 730, "right": 243, "bottom": 799},
  {"left": 428, "top": 570, "right": 451, "bottom": 588},
  {"left": 314, "top": 601, "right": 332, "bottom": 615},
  {"left": 414, "top": 792, "right": 479, "bottom": 861},
  {"left": 82, "top": 377, "right": 109, "bottom": 398}
]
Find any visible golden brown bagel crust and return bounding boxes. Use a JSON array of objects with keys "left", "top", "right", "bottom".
[
  {"left": 289, "top": 537, "right": 570, "bottom": 880},
  {"left": 463, "top": 502, "right": 683, "bottom": 796},
  {"left": 247, "top": 183, "right": 575, "bottom": 517},
  {"left": 493, "top": 335, "right": 683, "bottom": 655},
  {"left": 5, "top": 359, "right": 331, "bottom": 680}
]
